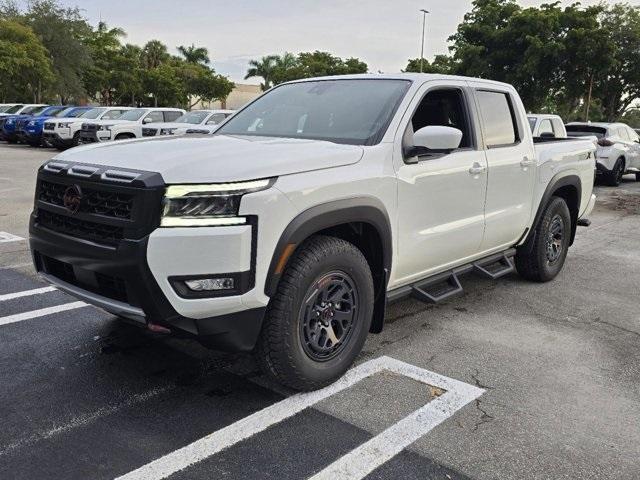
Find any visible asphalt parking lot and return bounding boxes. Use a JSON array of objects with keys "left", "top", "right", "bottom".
[{"left": 1, "top": 142, "right": 639, "bottom": 480}]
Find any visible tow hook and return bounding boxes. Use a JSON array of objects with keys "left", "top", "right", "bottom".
[{"left": 147, "top": 322, "right": 171, "bottom": 334}]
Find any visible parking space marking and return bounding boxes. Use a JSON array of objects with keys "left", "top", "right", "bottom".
[
  {"left": 0, "top": 232, "right": 24, "bottom": 243},
  {"left": 0, "top": 286, "right": 56, "bottom": 302},
  {"left": 0, "top": 301, "right": 87, "bottom": 326},
  {"left": 116, "top": 356, "right": 483, "bottom": 480}
]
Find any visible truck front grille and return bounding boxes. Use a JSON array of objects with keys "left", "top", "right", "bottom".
[
  {"left": 142, "top": 128, "right": 157, "bottom": 137},
  {"left": 37, "top": 209, "right": 124, "bottom": 244},
  {"left": 44, "top": 122, "right": 55, "bottom": 130},
  {"left": 38, "top": 180, "right": 134, "bottom": 219},
  {"left": 82, "top": 123, "right": 98, "bottom": 132}
]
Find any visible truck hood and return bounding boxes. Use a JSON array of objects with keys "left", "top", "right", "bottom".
[{"left": 54, "top": 134, "right": 364, "bottom": 183}]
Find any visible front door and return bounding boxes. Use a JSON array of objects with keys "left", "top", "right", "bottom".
[{"left": 393, "top": 82, "right": 487, "bottom": 285}]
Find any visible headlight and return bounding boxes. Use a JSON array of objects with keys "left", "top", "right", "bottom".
[
  {"left": 161, "top": 179, "right": 275, "bottom": 227},
  {"left": 27, "top": 121, "right": 35, "bottom": 127},
  {"left": 6, "top": 118, "right": 14, "bottom": 125},
  {"left": 58, "top": 122, "right": 73, "bottom": 128},
  {"left": 160, "top": 128, "right": 176, "bottom": 135},
  {"left": 99, "top": 124, "right": 114, "bottom": 131}
]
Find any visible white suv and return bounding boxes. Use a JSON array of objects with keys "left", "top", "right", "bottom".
[
  {"left": 30, "top": 74, "right": 596, "bottom": 390},
  {"left": 43, "top": 107, "right": 134, "bottom": 149},
  {"left": 141, "top": 110, "right": 234, "bottom": 137},
  {"left": 79, "top": 107, "right": 185, "bottom": 143},
  {"left": 566, "top": 122, "right": 640, "bottom": 185}
]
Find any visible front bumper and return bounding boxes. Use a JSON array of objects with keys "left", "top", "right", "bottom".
[
  {"left": 79, "top": 130, "right": 112, "bottom": 143},
  {"left": 43, "top": 132, "right": 73, "bottom": 148},
  {"left": 29, "top": 165, "right": 266, "bottom": 351}
]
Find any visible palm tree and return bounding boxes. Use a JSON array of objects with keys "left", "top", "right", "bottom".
[
  {"left": 142, "top": 40, "right": 169, "bottom": 69},
  {"left": 245, "top": 55, "right": 279, "bottom": 91},
  {"left": 177, "top": 44, "right": 210, "bottom": 65}
]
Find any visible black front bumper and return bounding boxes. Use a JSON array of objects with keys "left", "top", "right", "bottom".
[
  {"left": 43, "top": 132, "right": 73, "bottom": 148},
  {"left": 29, "top": 164, "right": 265, "bottom": 351},
  {"left": 79, "top": 131, "right": 100, "bottom": 143}
]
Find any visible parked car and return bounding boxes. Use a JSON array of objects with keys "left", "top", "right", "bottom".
[
  {"left": 141, "top": 109, "right": 234, "bottom": 137},
  {"left": 528, "top": 114, "right": 567, "bottom": 138},
  {"left": 0, "top": 103, "right": 45, "bottom": 118},
  {"left": 14, "top": 106, "right": 70, "bottom": 145},
  {"left": 566, "top": 122, "right": 640, "bottom": 185},
  {"left": 43, "top": 106, "right": 134, "bottom": 149},
  {"left": 78, "top": 107, "right": 185, "bottom": 143},
  {"left": 1, "top": 105, "right": 50, "bottom": 143},
  {"left": 0, "top": 103, "right": 24, "bottom": 114},
  {"left": 21, "top": 106, "right": 93, "bottom": 147},
  {"left": 30, "top": 74, "right": 596, "bottom": 390}
]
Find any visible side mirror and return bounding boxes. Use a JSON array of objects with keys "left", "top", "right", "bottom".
[
  {"left": 540, "top": 132, "right": 555, "bottom": 138},
  {"left": 142, "top": 117, "right": 153, "bottom": 124},
  {"left": 407, "top": 125, "right": 463, "bottom": 160}
]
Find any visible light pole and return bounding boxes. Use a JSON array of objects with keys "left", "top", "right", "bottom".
[{"left": 419, "top": 9, "right": 429, "bottom": 73}]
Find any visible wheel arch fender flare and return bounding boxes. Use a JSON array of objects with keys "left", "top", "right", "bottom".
[{"left": 523, "top": 173, "right": 582, "bottom": 250}]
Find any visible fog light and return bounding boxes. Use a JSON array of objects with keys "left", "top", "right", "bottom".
[{"left": 184, "top": 277, "right": 235, "bottom": 291}]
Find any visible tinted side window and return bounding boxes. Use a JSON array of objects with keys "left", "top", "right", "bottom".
[
  {"left": 164, "top": 111, "right": 182, "bottom": 122},
  {"left": 144, "top": 111, "right": 164, "bottom": 123},
  {"left": 103, "top": 110, "right": 125, "bottom": 119},
  {"left": 476, "top": 91, "right": 518, "bottom": 147},
  {"left": 539, "top": 119, "right": 554, "bottom": 136},
  {"left": 410, "top": 88, "right": 472, "bottom": 148}
]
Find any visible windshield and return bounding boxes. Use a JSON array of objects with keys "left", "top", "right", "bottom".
[
  {"left": 566, "top": 125, "right": 606, "bottom": 139},
  {"left": 23, "top": 105, "right": 47, "bottom": 115},
  {"left": 117, "top": 109, "right": 146, "bottom": 121},
  {"left": 54, "top": 107, "right": 75, "bottom": 117},
  {"left": 175, "top": 111, "right": 210, "bottom": 124},
  {"left": 4, "top": 105, "right": 23, "bottom": 114},
  {"left": 216, "top": 79, "right": 411, "bottom": 145},
  {"left": 79, "top": 108, "right": 106, "bottom": 119},
  {"left": 527, "top": 117, "right": 537, "bottom": 132}
]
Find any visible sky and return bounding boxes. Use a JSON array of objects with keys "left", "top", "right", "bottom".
[{"left": 58, "top": 0, "right": 640, "bottom": 84}]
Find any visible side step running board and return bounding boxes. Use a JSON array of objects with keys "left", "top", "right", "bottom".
[
  {"left": 473, "top": 253, "right": 514, "bottom": 280},
  {"left": 387, "top": 248, "right": 516, "bottom": 305}
]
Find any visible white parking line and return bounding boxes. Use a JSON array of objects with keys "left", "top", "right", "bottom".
[
  {"left": 0, "top": 232, "right": 24, "bottom": 243},
  {"left": 116, "top": 356, "right": 484, "bottom": 480},
  {"left": 0, "top": 286, "right": 56, "bottom": 302},
  {"left": 0, "top": 301, "right": 87, "bottom": 327}
]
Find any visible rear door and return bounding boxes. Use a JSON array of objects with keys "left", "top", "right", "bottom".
[
  {"left": 470, "top": 85, "right": 537, "bottom": 251},
  {"left": 393, "top": 80, "right": 487, "bottom": 283},
  {"left": 623, "top": 126, "right": 640, "bottom": 169}
]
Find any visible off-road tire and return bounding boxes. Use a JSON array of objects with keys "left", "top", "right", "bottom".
[
  {"left": 256, "top": 235, "right": 374, "bottom": 391},
  {"left": 604, "top": 158, "right": 624, "bottom": 186},
  {"left": 515, "top": 196, "right": 571, "bottom": 282}
]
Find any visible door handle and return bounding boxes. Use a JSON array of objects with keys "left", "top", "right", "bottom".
[
  {"left": 520, "top": 157, "right": 536, "bottom": 168},
  {"left": 468, "top": 163, "right": 486, "bottom": 175}
]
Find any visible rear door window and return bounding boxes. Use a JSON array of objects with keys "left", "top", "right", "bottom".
[
  {"left": 538, "top": 119, "right": 554, "bottom": 136},
  {"left": 163, "top": 111, "right": 182, "bottom": 122},
  {"left": 144, "top": 111, "right": 164, "bottom": 123},
  {"left": 476, "top": 91, "right": 519, "bottom": 147}
]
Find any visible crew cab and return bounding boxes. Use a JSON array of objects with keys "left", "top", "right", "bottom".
[
  {"left": 43, "top": 106, "right": 133, "bottom": 149},
  {"left": 566, "top": 122, "right": 640, "bottom": 185},
  {"left": 29, "top": 74, "right": 596, "bottom": 390},
  {"left": 141, "top": 109, "right": 234, "bottom": 137},
  {"left": 528, "top": 114, "right": 567, "bottom": 138},
  {"left": 22, "top": 106, "right": 93, "bottom": 147},
  {"left": 78, "top": 107, "right": 185, "bottom": 143}
]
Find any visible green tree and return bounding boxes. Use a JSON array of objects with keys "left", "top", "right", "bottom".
[
  {"left": 245, "top": 55, "right": 279, "bottom": 91},
  {"left": 404, "top": 55, "right": 453, "bottom": 74},
  {"left": 177, "top": 43, "right": 210, "bottom": 65},
  {"left": 0, "top": 19, "right": 53, "bottom": 101},
  {"left": 142, "top": 39, "right": 169, "bottom": 69},
  {"left": 23, "top": 0, "right": 92, "bottom": 102},
  {"left": 83, "top": 21, "right": 126, "bottom": 105}
]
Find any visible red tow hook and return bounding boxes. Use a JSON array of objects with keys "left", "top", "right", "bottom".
[{"left": 147, "top": 322, "right": 171, "bottom": 334}]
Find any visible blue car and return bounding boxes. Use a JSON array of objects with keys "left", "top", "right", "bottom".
[
  {"left": 20, "top": 106, "right": 93, "bottom": 146},
  {"left": 0, "top": 105, "right": 50, "bottom": 143}
]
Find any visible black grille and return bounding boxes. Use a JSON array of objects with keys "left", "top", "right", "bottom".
[
  {"left": 44, "top": 122, "right": 55, "bottom": 130},
  {"left": 16, "top": 119, "right": 27, "bottom": 129},
  {"left": 37, "top": 209, "right": 124, "bottom": 243},
  {"left": 82, "top": 123, "right": 98, "bottom": 131},
  {"left": 142, "top": 128, "right": 157, "bottom": 137},
  {"left": 38, "top": 180, "right": 134, "bottom": 219}
]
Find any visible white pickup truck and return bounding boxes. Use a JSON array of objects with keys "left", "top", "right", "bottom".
[
  {"left": 528, "top": 114, "right": 567, "bottom": 138},
  {"left": 29, "top": 74, "right": 596, "bottom": 390},
  {"left": 141, "top": 109, "right": 235, "bottom": 137},
  {"left": 78, "top": 107, "right": 185, "bottom": 143},
  {"left": 43, "top": 106, "right": 134, "bottom": 149}
]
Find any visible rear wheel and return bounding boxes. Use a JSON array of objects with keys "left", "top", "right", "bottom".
[
  {"left": 515, "top": 196, "right": 571, "bottom": 282},
  {"left": 256, "top": 235, "right": 374, "bottom": 391},
  {"left": 604, "top": 158, "right": 624, "bottom": 186}
]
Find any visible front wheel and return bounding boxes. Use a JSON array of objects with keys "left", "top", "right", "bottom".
[
  {"left": 604, "top": 158, "right": 624, "bottom": 186},
  {"left": 256, "top": 235, "right": 374, "bottom": 391},
  {"left": 515, "top": 196, "right": 572, "bottom": 282}
]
